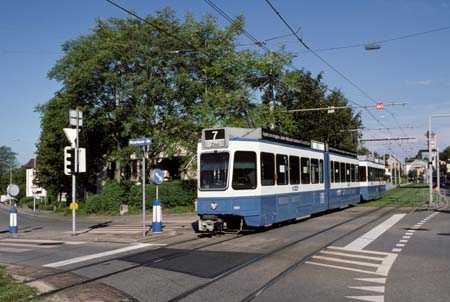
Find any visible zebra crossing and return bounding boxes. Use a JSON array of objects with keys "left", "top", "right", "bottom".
[{"left": 0, "top": 238, "right": 85, "bottom": 253}]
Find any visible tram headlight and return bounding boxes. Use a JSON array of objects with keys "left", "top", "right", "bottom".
[{"left": 210, "top": 202, "right": 218, "bottom": 210}]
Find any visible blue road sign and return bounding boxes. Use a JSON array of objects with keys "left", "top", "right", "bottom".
[
  {"left": 129, "top": 137, "right": 153, "bottom": 147},
  {"left": 150, "top": 168, "right": 164, "bottom": 185}
]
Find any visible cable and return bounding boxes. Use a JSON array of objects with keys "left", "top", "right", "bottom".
[{"left": 265, "top": 0, "right": 412, "bottom": 154}]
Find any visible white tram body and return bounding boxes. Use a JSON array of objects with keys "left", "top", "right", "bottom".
[
  {"left": 197, "top": 128, "right": 385, "bottom": 232},
  {"left": 358, "top": 156, "right": 387, "bottom": 201}
]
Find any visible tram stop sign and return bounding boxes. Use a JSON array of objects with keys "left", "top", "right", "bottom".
[{"left": 150, "top": 169, "right": 164, "bottom": 185}]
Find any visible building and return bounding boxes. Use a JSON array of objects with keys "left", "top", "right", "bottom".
[
  {"left": 385, "top": 154, "right": 402, "bottom": 183},
  {"left": 25, "top": 159, "right": 47, "bottom": 199}
]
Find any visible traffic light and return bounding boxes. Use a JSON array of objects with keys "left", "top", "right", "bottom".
[{"left": 64, "top": 147, "right": 76, "bottom": 175}]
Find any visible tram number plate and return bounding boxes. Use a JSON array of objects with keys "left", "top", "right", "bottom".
[{"left": 204, "top": 129, "right": 227, "bottom": 148}]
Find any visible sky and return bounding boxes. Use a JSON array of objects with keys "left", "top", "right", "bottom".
[{"left": 1, "top": 0, "right": 450, "bottom": 165}]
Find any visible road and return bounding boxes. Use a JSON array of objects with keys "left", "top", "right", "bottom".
[{"left": 0, "top": 204, "right": 449, "bottom": 302}]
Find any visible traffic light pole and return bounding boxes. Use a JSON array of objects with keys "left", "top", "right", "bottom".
[{"left": 72, "top": 108, "right": 80, "bottom": 236}]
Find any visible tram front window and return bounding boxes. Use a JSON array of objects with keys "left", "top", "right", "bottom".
[{"left": 200, "top": 153, "right": 229, "bottom": 190}]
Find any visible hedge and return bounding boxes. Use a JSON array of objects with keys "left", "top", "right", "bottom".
[{"left": 83, "top": 180, "right": 196, "bottom": 214}]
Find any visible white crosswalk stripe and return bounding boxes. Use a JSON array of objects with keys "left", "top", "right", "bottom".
[
  {"left": 85, "top": 222, "right": 188, "bottom": 234},
  {"left": 306, "top": 246, "right": 397, "bottom": 276},
  {"left": 0, "top": 238, "right": 85, "bottom": 253}
]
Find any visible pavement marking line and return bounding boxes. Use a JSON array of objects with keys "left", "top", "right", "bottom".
[
  {"left": 0, "top": 247, "right": 30, "bottom": 253},
  {"left": 0, "top": 242, "right": 58, "bottom": 249},
  {"left": 402, "top": 236, "right": 411, "bottom": 239},
  {"left": 321, "top": 251, "right": 386, "bottom": 261},
  {"left": 345, "top": 295, "right": 384, "bottom": 302},
  {"left": 399, "top": 239, "right": 408, "bottom": 243},
  {"left": 312, "top": 256, "right": 380, "bottom": 268},
  {"left": 405, "top": 232, "right": 413, "bottom": 235},
  {"left": 0, "top": 239, "right": 63, "bottom": 244},
  {"left": 43, "top": 243, "right": 159, "bottom": 268},
  {"left": 348, "top": 286, "right": 385, "bottom": 293},
  {"left": 354, "top": 278, "right": 386, "bottom": 284},
  {"left": 396, "top": 243, "right": 405, "bottom": 247},
  {"left": 345, "top": 214, "right": 406, "bottom": 250},
  {"left": 307, "top": 247, "right": 397, "bottom": 276},
  {"left": 392, "top": 248, "right": 402, "bottom": 253}
]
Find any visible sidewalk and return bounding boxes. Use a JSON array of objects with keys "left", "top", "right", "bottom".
[{"left": 1, "top": 204, "right": 198, "bottom": 243}]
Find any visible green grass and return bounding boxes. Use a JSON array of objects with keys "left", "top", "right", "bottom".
[
  {"left": 0, "top": 266, "right": 39, "bottom": 302},
  {"left": 357, "top": 184, "right": 433, "bottom": 207}
]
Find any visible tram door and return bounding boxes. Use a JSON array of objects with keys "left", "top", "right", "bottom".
[{"left": 323, "top": 153, "right": 331, "bottom": 210}]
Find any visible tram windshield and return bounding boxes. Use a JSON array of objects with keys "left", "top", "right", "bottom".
[{"left": 200, "top": 152, "right": 229, "bottom": 190}]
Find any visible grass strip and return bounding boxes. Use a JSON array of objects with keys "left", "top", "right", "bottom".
[{"left": 0, "top": 266, "right": 39, "bottom": 302}]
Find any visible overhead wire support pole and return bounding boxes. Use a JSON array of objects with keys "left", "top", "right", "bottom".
[{"left": 427, "top": 113, "right": 450, "bottom": 209}]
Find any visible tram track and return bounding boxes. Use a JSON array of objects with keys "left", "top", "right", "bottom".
[
  {"left": 26, "top": 206, "right": 396, "bottom": 302},
  {"left": 24, "top": 233, "right": 243, "bottom": 300},
  {"left": 168, "top": 206, "right": 397, "bottom": 302}
]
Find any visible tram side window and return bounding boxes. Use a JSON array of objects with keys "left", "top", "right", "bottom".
[
  {"left": 261, "top": 152, "right": 275, "bottom": 186},
  {"left": 355, "top": 165, "right": 359, "bottom": 182},
  {"left": 319, "top": 159, "right": 324, "bottom": 183},
  {"left": 311, "top": 158, "right": 320, "bottom": 184},
  {"left": 330, "top": 161, "right": 335, "bottom": 183},
  {"left": 340, "top": 162, "right": 345, "bottom": 182},
  {"left": 350, "top": 164, "right": 355, "bottom": 183},
  {"left": 301, "top": 157, "right": 310, "bottom": 184},
  {"left": 277, "top": 154, "right": 289, "bottom": 185},
  {"left": 289, "top": 156, "right": 300, "bottom": 185},
  {"left": 335, "top": 161, "right": 341, "bottom": 183},
  {"left": 359, "top": 166, "right": 367, "bottom": 182},
  {"left": 232, "top": 151, "right": 257, "bottom": 190},
  {"left": 369, "top": 167, "right": 374, "bottom": 181},
  {"left": 345, "top": 163, "right": 350, "bottom": 182}
]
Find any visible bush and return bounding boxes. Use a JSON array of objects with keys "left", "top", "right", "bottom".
[
  {"left": 128, "top": 180, "right": 196, "bottom": 209},
  {"left": 18, "top": 197, "right": 34, "bottom": 209},
  {"left": 85, "top": 180, "right": 128, "bottom": 214}
]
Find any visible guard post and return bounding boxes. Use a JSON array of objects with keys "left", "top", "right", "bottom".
[
  {"left": 150, "top": 168, "right": 164, "bottom": 233},
  {"left": 9, "top": 206, "right": 17, "bottom": 234}
]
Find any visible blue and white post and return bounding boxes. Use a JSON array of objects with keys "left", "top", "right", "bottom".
[
  {"left": 9, "top": 206, "right": 17, "bottom": 234},
  {"left": 152, "top": 194, "right": 162, "bottom": 233},
  {"left": 150, "top": 168, "right": 164, "bottom": 233}
]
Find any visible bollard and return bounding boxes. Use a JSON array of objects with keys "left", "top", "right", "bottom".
[
  {"left": 152, "top": 198, "right": 162, "bottom": 233},
  {"left": 9, "top": 206, "right": 17, "bottom": 234}
]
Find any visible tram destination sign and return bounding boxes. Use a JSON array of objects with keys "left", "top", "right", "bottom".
[
  {"left": 203, "top": 128, "right": 228, "bottom": 149},
  {"left": 129, "top": 137, "right": 153, "bottom": 147}
]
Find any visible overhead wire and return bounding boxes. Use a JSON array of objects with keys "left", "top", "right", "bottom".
[{"left": 264, "top": 0, "right": 412, "bottom": 155}]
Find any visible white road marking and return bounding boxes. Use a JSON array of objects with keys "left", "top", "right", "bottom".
[
  {"left": 396, "top": 243, "right": 405, "bottom": 247},
  {"left": 354, "top": 278, "right": 386, "bottom": 284},
  {"left": 321, "top": 251, "right": 385, "bottom": 261},
  {"left": 0, "top": 238, "right": 85, "bottom": 245},
  {"left": 0, "top": 247, "right": 30, "bottom": 253},
  {"left": 349, "top": 286, "right": 385, "bottom": 293},
  {"left": 402, "top": 236, "right": 411, "bottom": 239},
  {"left": 307, "top": 247, "right": 397, "bottom": 276},
  {"left": 391, "top": 248, "right": 402, "bottom": 253},
  {"left": 345, "top": 214, "right": 406, "bottom": 250},
  {"left": 43, "top": 243, "right": 161, "bottom": 268},
  {"left": 0, "top": 242, "right": 57, "bottom": 249},
  {"left": 345, "top": 295, "right": 384, "bottom": 302},
  {"left": 405, "top": 232, "right": 413, "bottom": 236},
  {"left": 399, "top": 239, "right": 408, "bottom": 243}
]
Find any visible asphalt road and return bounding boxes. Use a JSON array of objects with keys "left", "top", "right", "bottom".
[{"left": 0, "top": 204, "right": 448, "bottom": 302}]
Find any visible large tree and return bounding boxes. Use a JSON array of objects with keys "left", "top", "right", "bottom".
[
  {"left": 37, "top": 10, "right": 363, "bottom": 197},
  {"left": 0, "top": 146, "right": 18, "bottom": 194}
]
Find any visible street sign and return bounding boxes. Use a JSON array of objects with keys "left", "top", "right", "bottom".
[
  {"left": 376, "top": 102, "right": 384, "bottom": 110},
  {"left": 70, "top": 110, "right": 83, "bottom": 127},
  {"left": 63, "top": 128, "right": 78, "bottom": 145},
  {"left": 129, "top": 137, "right": 153, "bottom": 147},
  {"left": 7, "top": 184, "right": 19, "bottom": 197},
  {"left": 150, "top": 169, "right": 164, "bottom": 185}
]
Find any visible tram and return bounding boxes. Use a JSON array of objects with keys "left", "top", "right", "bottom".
[{"left": 196, "top": 127, "right": 385, "bottom": 233}]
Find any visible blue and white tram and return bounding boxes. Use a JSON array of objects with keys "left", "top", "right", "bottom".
[
  {"left": 196, "top": 127, "right": 366, "bottom": 232},
  {"left": 358, "top": 156, "right": 386, "bottom": 201}
]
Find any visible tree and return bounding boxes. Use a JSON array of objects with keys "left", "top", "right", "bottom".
[
  {"left": 0, "top": 146, "right": 18, "bottom": 194},
  {"left": 440, "top": 146, "right": 450, "bottom": 162}
]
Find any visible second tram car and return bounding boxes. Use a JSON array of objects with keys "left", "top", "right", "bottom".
[
  {"left": 358, "top": 156, "right": 386, "bottom": 201},
  {"left": 197, "top": 127, "right": 386, "bottom": 232}
]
